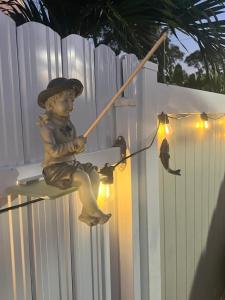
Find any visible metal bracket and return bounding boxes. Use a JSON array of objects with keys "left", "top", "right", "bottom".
[{"left": 113, "top": 136, "right": 127, "bottom": 162}]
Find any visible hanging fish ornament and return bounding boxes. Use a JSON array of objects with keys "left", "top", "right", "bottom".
[{"left": 159, "top": 138, "right": 181, "bottom": 176}]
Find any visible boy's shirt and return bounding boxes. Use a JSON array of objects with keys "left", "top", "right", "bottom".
[{"left": 37, "top": 112, "right": 81, "bottom": 167}]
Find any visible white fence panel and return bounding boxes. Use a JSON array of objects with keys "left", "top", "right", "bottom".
[
  {"left": 122, "top": 54, "right": 140, "bottom": 99},
  {"left": 62, "top": 34, "right": 98, "bottom": 152},
  {"left": 135, "top": 62, "right": 161, "bottom": 300},
  {"left": 118, "top": 53, "right": 142, "bottom": 300},
  {"left": 69, "top": 192, "right": 94, "bottom": 300},
  {"left": 0, "top": 196, "right": 32, "bottom": 300},
  {"left": 17, "top": 22, "right": 62, "bottom": 163},
  {"left": 0, "top": 12, "right": 24, "bottom": 167},
  {"left": 142, "top": 63, "right": 225, "bottom": 300},
  {"left": 158, "top": 115, "right": 225, "bottom": 300},
  {"left": 27, "top": 198, "right": 61, "bottom": 300},
  {"left": 95, "top": 45, "right": 117, "bottom": 149}
]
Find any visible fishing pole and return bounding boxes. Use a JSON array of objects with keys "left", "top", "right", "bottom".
[
  {"left": 83, "top": 31, "right": 168, "bottom": 138},
  {"left": 0, "top": 31, "right": 168, "bottom": 214}
]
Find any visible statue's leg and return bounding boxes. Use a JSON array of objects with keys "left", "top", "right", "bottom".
[
  {"left": 80, "top": 169, "right": 100, "bottom": 224},
  {"left": 72, "top": 170, "right": 111, "bottom": 225},
  {"left": 88, "top": 169, "right": 100, "bottom": 200}
]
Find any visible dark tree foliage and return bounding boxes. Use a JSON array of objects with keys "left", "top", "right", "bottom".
[
  {"left": 1, "top": 0, "right": 225, "bottom": 93},
  {"left": 185, "top": 50, "right": 204, "bottom": 73},
  {"left": 164, "top": 50, "right": 225, "bottom": 94},
  {"left": 182, "top": 50, "right": 225, "bottom": 93},
  {"left": 1, "top": 1, "right": 225, "bottom": 59}
]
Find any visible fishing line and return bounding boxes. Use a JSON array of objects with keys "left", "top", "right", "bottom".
[
  {"left": 113, "top": 123, "right": 160, "bottom": 168},
  {"left": 0, "top": 197, "right": 45, "bottom": 214}
]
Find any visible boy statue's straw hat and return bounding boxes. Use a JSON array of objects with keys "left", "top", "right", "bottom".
[{"left": 38, "top": 77, "right": 84, "bottom": 108}]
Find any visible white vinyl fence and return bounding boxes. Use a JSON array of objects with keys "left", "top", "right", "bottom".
[
  {"left": 1, "top": 9, "right": 225, "bottom": 300},
  {"left": 140, "top": 67, "right": 225, "bottom": 300},
  {"left": 0, "top": 11, "right": 124, "bottom": 300},
  {"left": 158, "top": 115, "right": 225, "bottom": 300}
]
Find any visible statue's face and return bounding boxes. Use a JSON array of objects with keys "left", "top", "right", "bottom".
[{"left": 48, "top": 90, "right": 75, "bottom": 117}]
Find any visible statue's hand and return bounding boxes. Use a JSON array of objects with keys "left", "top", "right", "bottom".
[
  {"left": 73, "top": 136, "right": 87, "bottom": 153},
  {"left": 79, "top": 135, "right": 87, "bottom": 144}
]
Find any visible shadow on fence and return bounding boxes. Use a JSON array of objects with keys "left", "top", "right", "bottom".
[{"left": 189, "top": 174, "right": 225, "bottom": 300}]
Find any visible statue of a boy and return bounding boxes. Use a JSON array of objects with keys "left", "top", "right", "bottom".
[{"left": 37, "top": 77, "right": 111, "bottom": 226}]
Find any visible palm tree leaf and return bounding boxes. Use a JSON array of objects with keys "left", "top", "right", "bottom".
[{"left": 1, "top": 0, "right": 225, "bottom": 73}]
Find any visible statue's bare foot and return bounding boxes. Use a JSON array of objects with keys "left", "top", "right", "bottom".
[
  {"left": 79, "top": 214, "right": 99, "bottom": 226},
  {"left": 82, "top": 208, "right": 112, "bottom": 225},
  {"left": 98, "top": 213, "right": 112, "bottom": 225},
  {"left": 89, "top": 210, "right": 112, "bottom": 225}
]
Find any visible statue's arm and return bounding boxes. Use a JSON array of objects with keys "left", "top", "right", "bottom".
[{"left": 39, "top": 125, "right": 82, "bottom": 158}]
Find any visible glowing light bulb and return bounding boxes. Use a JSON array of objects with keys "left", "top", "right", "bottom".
[
  {"left": 196, "top": 113, "right": 209, "bottom": 130},
  {"left": 200, "top": 112, "right": 209, "bottom": 129},
  {"left": 165, "top": 124, "right": 170, "bottom": 135},
  {"left": 98, "top": 182, "right": 104, "bottom": 198},
  {"left": 204, "top": 121, "right": 209, "bottom": 129},
  {"left": 105, "top": 184, "right": 110, "bottom": 199},
  {"left": 97, "top": 182, "right": 111, "bottom": 207},
  {"left": 158, "top": 123, "right": 172, "bottom": 137},
  {"left": 158, "top": 123, "right": 165, "bottom": 135},
  {"left": 158, "top": 113, "right": 171, "bottom": 137}
]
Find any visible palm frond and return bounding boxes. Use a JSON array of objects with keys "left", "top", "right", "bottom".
[{"left": 1, "top": 0, "right": 225, "bottom": 73}]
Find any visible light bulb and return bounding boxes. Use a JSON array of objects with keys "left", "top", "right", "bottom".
[
  {"left": 196, "top": 114, "right": 209, "bottom": 129},
  {"left": 158, "top": 113, "right": 171, "bottom": 137},
  {"left": 97, "top": 182, "right": 110, "bottom": 206},
  {"left": 158, "top": 123, "right": 172, "bottom": 137},
  {"left": 105, "top": 184, "right": 110, "bottom": 199},
  {"left": 198, "top": 112, "right": 209, "bottom": 129},
  {"left": 165, "top": 124, "right": 170, "bottom": 135},
  {"left": 98, "top": 182, "right": 104, "bottom": 198},
  {"left": 204, "top": 121, "right": 209, "bottom": 129}
]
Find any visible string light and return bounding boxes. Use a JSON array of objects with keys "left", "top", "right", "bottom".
[
  {"left": 200, "top": 112, "right": 209, "bottom": 129},
  {"left": 158, "top": 112, "right": 172, "bottom": 136},
  {"left": 166, "top": 112, "right": 225, "bottom": 130},
  {"left": 157, "top": 112, "right": 225, "bottom": 134},
  {"left": 167, "top": 112, "right": 225, "bottom": 121}
]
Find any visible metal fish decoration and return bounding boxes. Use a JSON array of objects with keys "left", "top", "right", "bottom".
[{"left": 159, "top": 138, "right": 181, "bottom": 176}]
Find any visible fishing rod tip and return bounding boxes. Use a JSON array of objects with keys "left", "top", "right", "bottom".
[{"left": 160, "top": 28, "right": 169, "bottom": 39}]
